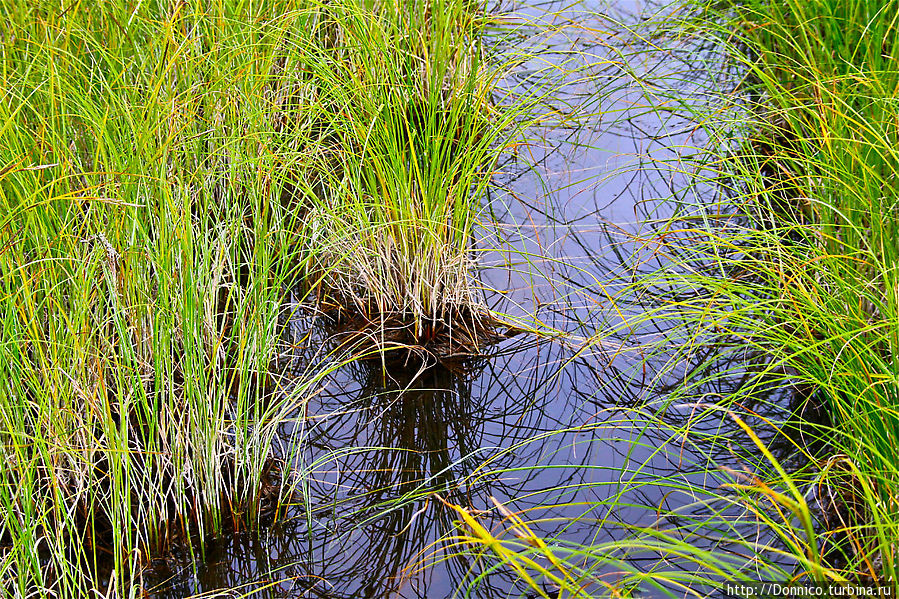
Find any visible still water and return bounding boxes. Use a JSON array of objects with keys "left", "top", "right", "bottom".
[{"left": 144, "top": 1, "right": 806, "bottom": 596}]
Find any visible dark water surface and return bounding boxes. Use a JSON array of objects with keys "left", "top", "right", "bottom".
[{"left": 144, "top": 1, "right": 803, "bottom": 597}]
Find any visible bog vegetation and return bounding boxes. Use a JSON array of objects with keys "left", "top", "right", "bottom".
[
  {"left": 0, "top": 0, "right": 896, "bottom": 597},
  {"left": 0, "top": 0, "right": 539, "bottom": 594}
]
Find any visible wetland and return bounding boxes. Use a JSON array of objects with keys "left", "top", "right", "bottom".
[{"left": 1, "top": 0, "right": 897, "bottom": 597}]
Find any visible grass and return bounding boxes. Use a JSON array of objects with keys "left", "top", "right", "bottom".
[
  {"left": 0, "top": 0, "right": 532, "bottom": 595},
  {"left": 404, "top": 0, "right": 899, "bottom": 594},
  {"left": 729, "top": 0, "right": 899, "bottom": 484},
  {"left": 6, "top": 0, "right": 897, "bottom": 596},
  {"left": 653, "top": 0, "right": 899, "bottom": 581},
  {"left": 0, "top": 2, "right": 324, "bottom": 594},
  {"left": 292, "top": 0, "right": 547, "bottom": 343},
  {"left": 402, "top": 405, "right": 838, "bottom": 598}
]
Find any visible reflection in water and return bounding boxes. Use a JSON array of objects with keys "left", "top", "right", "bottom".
[
  {"left": 147, "top": 334, "right": 615, "bottom": 597},
  {"left": 292, "top": 349, "right": 493, "bottom": 598},
  {"left": 145, "top": 325, "right": 803, "bottom": 597},
  {"left": 144, "top": 0, "right": 813, "bottom": 596}
]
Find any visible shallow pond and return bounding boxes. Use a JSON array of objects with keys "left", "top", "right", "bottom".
[{"left": 143, "top": 1, "right": 809, "bottom": 596}]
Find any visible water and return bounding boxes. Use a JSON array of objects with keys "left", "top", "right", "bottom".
[{"left": 144, "top": 1, "right": 808, "bottom": 596}]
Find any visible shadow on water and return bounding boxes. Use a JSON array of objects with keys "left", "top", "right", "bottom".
[{"left": 144, "top": 0, "right": 823, "bottom": 596}]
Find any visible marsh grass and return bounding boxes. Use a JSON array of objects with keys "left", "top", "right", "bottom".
[
  {"left": 656, "top": 0, "right": 899, "bottom": 581},
  {"left": 0, "top": 0, "right": 557, "bottom": 594},
  {"left": 0, "top": 2, "right": 353, "bottom": 595},
  {"left": 402, "top": 406, "right": 843, "bottom": 598},
  {"left": 598, "top": 0, "right": 899, "bottom": 586},
  {"left": 292, "top": 0, "right": 550, "bottom": 344},
  {"left": 9, "top": 0, "right": 899, "bottom": 595}
]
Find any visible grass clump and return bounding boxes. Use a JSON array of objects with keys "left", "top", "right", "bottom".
[
  {"left": 607, "top": 0, "right": 899, "bottom": 586},
  {"left": 0, "top": 2, "right": 330, "bottom": 595},
  {"left": 711, "top": 0, "right": 899, "bottom": 580},
  {"left": 293, "top": 0, "right": 536, "bottom": 343},
  {"left": 0, "top": 0, "right": 540, "bottom": 594}
]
